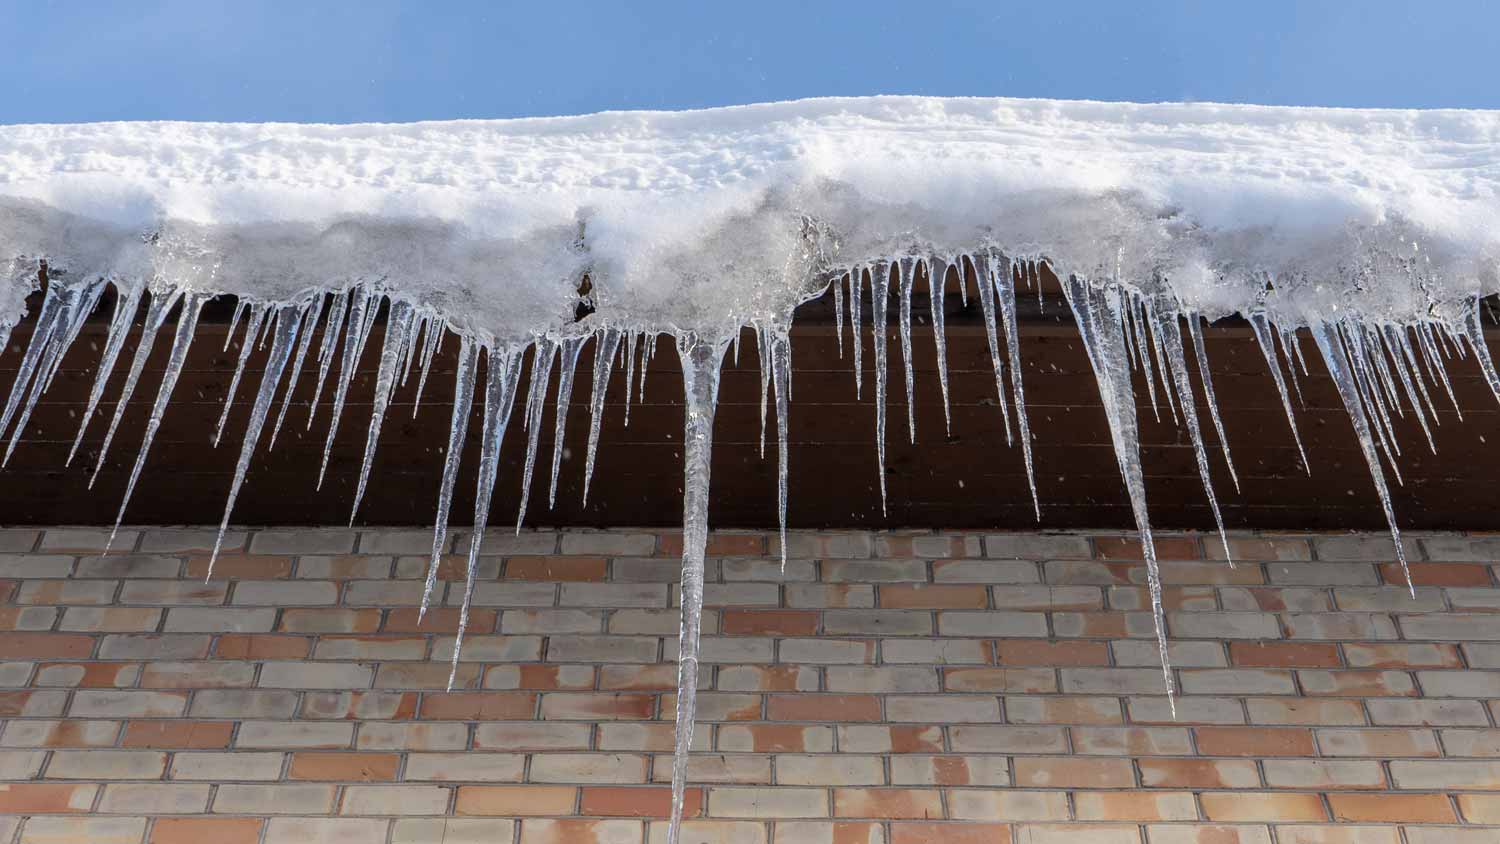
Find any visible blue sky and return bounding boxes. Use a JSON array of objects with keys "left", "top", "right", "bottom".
[{"left": 2, "top": 0, "right": 1497, "bottom": 123}]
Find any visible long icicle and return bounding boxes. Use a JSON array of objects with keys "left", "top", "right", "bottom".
[
  {"left": 5, "top": 279, "right": 109, "bottom": 465},
  {"left": 89, "top": 289, "right": 183, "bottom": 485},
  {"left": 1153, "top": 301, "right": 1232, "bottom": 561},
  {"left": 349, "top": 300, "right": 415, "bottom": 523},
  {"left": 870, "top": 260, "right": 890, "bottom": 515},
  {"left": 1186, "top": 313, "right": 1240, "bottom": 493},
  {"left": 515, "top": 338, "right": 558, "bottom": 530},
  {"left": 927, "top": 256, "right": 953, "bottom": 434},
  {"left": 848, "top": 268, "right": 863, "bottom": 400},
  {"left": 995, "top": 255, "right": 1038, "bottom": 518},
  {"left": 1309, "top": 321, "right": 1413, "bottom": 594},
  {"left": 581, "top": 328, "right": 622, "bottom": 507},
  {"left": 110, "top": 292, "right": 208, "bottom": 544},
  {"left": 448, "top": 346, "right": 524, "bottom": 690},
  {"left": 213, "top": 304, "right": 268, "bottom": 447},
  {"left": 317, "top": 288, "right": 375, "bottom": 489},
  {"left": 1061, "top": 276, "right": 1175, "bottom": 711},
  {"left": 1248, "top": 312, "right": 1310, "bottom": 473},
  {"left": 973, "top": 253, "right": 1013, "bottom": 443},
  {"left": 66, "top": 281, "right": 146, "bottom": 465},
  {"left": 267, "top": 295, "right": 325, "bottom": 450},
  {"left": 897, "top": 256, "right": 917, "bottom": 443},
  {"left": 547, "top": 336, "right": 584, "bottom": 509},
  {"left": 208, "top": 303, "right": 304, "bottom": 573},
  {"left": 307, "top": 290, "right": 349, "bottom": 428},
  {"left": 420, "top": 337, "right": 478, "bottom": 623},
  {"left": 666, "top": 331, "right": 729, "bottom": 844},
  {"left": 770, "top": 325, "right": 792, "bottom": 571}
]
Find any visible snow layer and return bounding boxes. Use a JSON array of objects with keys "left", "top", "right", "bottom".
[{"left": 4, "top": 96, "right": 1500, "bottom": 337}]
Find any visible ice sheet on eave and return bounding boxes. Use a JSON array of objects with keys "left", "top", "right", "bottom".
[{"left": 2, "top": 95, "right": 1499, "bottom": 338}]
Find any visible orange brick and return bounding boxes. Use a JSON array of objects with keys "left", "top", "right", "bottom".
[
  {"left": 709, "top": 666, "right": 812, "bottom": 692},
  {"left": 598, "top": 665, "right": 677, "bottom": 691},
  {"left": 504, "top": 556, "right": 607, "bottom": 581},
  {"left": 455, "top": 785, "right": 577, "bottom": 816},
  {"left": 1014, "top": 758, "right": 1134, "bottom": 788},
  {"left": 489, "top": 664, "right": 595, "bottom": 691},
  {"left": 658, "top": 533, "right": 764, "bottom": 557},
  {"left": 879, "top": 726, "right": 947, "bottom": 754},
  {"left": 1342, "top": 643, "right": 1462, "bottom": 669},
  {"left": 121, "top": 721, "right": 233, "bottom": 749},
  {"left": 768, "top": 694, "right": 881, "bottom": 722},
  {"left": 186, "top": 554, "right": 292, "bottom": 579},
  {"left": 579, "top": 786, "right": 703, "bottom": 817},
  {"left": 994, "top": 640, "right": 1109, "bottom": 666},
  {"left": 280, "top": 609, "right": 381, "bottom": 634},
  {"left": 288, "top": 752, "right": 400, "bottom": 782},
  {"left": 721, "top": 610, "right": 819, "bottom": 636},
  {"left": 419, "top": 692, "right": 537, "bottom": 720},
  {"left": 1197, "top": 727, "right": 1315, "bottom": 756},
  {"left": 1230, "top": 642, "right": 1341, "bottom": 667},
  {"left": 0, "top": 633, "right": 95, "bottom": 659},
  {"left": 1380, "top": 561, "right": 1492, "bottom": 586},
  {"left": 215, "top": 634, "right": 313, "bottom": 659},
  {"left": 540, "top": 693, "right": 655, "bottom": 720},
  {"left": 0, "top": 783, "right": 96, "bottom": 813},
  {"left": 385, "top": 607, "right": 496, "bottom": 633},
  {"left": 891, "top": 823, "right": 1010, "bottom": 843},
  {"left": 1096, "top": 536, "right": 1201, "bottom": 559},
  {"left": 834, "top": 788, "right": 944, "bottom": 819},
  {"left": 1200, "top": 792, "right": 1326, "bottom": 821},
  {"left": 150, "top": 818, "right": 263, "bottom": 844},
  {"left": 1328, "top": 793, "right": 1457, "bottom": 823},
  {"left": 879, "top": 585, "right": 988, "bottom": 609},
  {"left": 1139, "top": 759, "right": 1260, "bottom": 789},
  {"left": 725, "top": 725, "right": 824, "bottom": 752}
]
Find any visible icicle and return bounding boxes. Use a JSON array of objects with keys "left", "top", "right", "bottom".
[
  {"left": 1248, "top": 313, "right": 1310, "bottom": 473},
  {"left": 621, "top": 331, "right": 638, "bottom": 427},
  {"left": 66, "top": 282, "right": 145, "bottom": 466},
  {"left": 317, "top": 289, "right": 377, "bottom": 489},
  {"left": 1309, "top": 321, "right": 1413, "bottom": 594},
  {"left": 1278, "top": 324, "right": 1309, "bottom": 407},
  {"left": 448, "top": 346, "right": 525, "bottom": 690},
  {"left": 307, "top": 290, "right": 349, "bottom": 428},
  {"left": 0, "top": 284, "right": 65, "bottom": 444},
  {"left": 1185, "top": 314, "right": 1240, "bottom": 493},
  {"left": 548, "top": 336, "right": 584, "bottom": 509},
  {"left": 1340, "top": 322, "right": 1403, "bottom": 482},
  {"left": 1388, "top": 323, "right": 1441, "bottom": 425},
  {"left": 994, "top": 255, "right": 1039, "bottom": 519},
  {"left": 419, "top": 337, "right": 478, "bottom": 623},
  {"left": 1145, "top": 296, "right": 1180, "bottom": 425},
  {"left": 1375, "top": 324, "right": 1437, "bottom": 453},
  {"left": 869, "top": 260, "right": 891, "bottom": 515},
  {"left": 972, "top": 253, "right": 1013, "bottom": 443},
  {"left": 1458, "top": 297, "right": 1500, "bottom": 407},
  {"left": 1417, "top": 321, "right": 1462, "bottom": 416},
  {"left": 770, "top": 326, "right": 792, "bottom": 571},
  {"left": 399, "top": 310, "right": 425, "bottom": 386},
  {"left": 412, "top": 317, "right": 446, "bottom": 416},
  {"left": 848, "top": 268, "right": 863, "bottom": 400},
  {"left": 221, "top": 300, "right": 246, "bottom": 352},
  {"left": 89, "top": 289, "right": 183, "bottom": 485},
  {"left": 667, "top": 331, "right": 729, "bottom": 844},
  {"left": 208, "top": 304, "right": 304, "bottom": 573},
  {"left": 1061, "top": 276, "right": 1175, "bottom": 709},
  {"left": 832, "top": 275, "right": 845, "bottom": 358},
  {"left": 268, "top": 295, "right": 324, "bottom": 450},
  {"left": 1153, "top": 304, "right": 1232, "bottom": 561},
  {"left": 110, "top": 292, "right": 208, "bottom": 543},
  {"left": 581, "top": 329, "right": 622, "bottom": 506},
  {"left": 1131, "top": 295, "right": 1162, "bottom": 421},
  {"left": 213, "top": 304, "right": 268, "bottom": 447},
  {"left": 639, "top": 333, "right": 655, "bottom": 402},
  {"left": 349, "top": 301, "right": 416, "bottom": 524},
  {"left": 5, "top": 279, "right": 108, "bottom": 465},
  {"left": 756, "top": 323, "right": 772, "bottom": 458},
  {"left": 956, "top": 257, "right": 968, "bottom": 308},
  {"left": 927, "top": 256, "right": 953, "bottom": 435},
  {"left": 515, "top": 338, "right": 558, "bottom": 531},
  {"left": 897, "top": 256, "right": 917, "bottom": 443}
]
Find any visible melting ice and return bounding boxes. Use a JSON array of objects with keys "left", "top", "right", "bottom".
[{"left": 3, "top": 96, "right": 1500, "bottom": 843}]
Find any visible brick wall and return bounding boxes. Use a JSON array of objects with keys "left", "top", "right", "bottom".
[{"left": 0, "top": 526, "right": 1498, "bottom": 843}]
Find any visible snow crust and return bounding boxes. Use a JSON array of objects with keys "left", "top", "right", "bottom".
[{"left": 4, "top": 96, "right": 1500, "bottom": 337}]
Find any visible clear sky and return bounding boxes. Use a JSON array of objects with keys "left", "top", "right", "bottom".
[{"left": 3, "top": 0, "right": 1497, "bottom": 124}]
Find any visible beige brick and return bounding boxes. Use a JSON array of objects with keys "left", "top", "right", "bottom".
[
  {"left": 529, "top": 754, "right": 649, "bottom": 784},
  {"left": 250, "top": 530, "right": 358, "bottom": 555},
  {"left": 45, "top": 750, "right": 165, "bottom": 780},
  {"left": 776, "top": 755, "right": 885, "bottom": 786},
  {"left": 97, "top": 783, "right": 209, "bottom": 813},
  {"left": 170, "top": 751, "right": 284, "bottom": 780},
  {"left": 235, "top": 721, "right": 354, "bottom": 749},
  {"left": 18, "top": 817, "right": 147, "bottom": 844},
  {"left": 163, "top": 608, "right": 276, "bottom": 633},
  {"left": 264, "top": 818, "right": 390, "bottom": 844},
  {"left": 404, "top": 753, "right": 526, "bottom": 782},
  {"left": 69, "top": 690, "right": 186, "bottom": 718},
  {"left": 259, "top": 662, "right": 373, "bottom": 689},
  {"left": 393, "top": 819, "right": 517, "bottom": 844},
  {"left": 711, "top": 787, "right": 827, "bottom": 818},
  {"left": 214, "top": 783, "right": 337, "bottom": 814},
  {"left": 341, "top": 785, "right": 451, "bottom": 815}
]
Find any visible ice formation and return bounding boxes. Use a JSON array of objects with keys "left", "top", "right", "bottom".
[{"left": 3, "top": 96, "right": 1500, "bottom": 841}]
